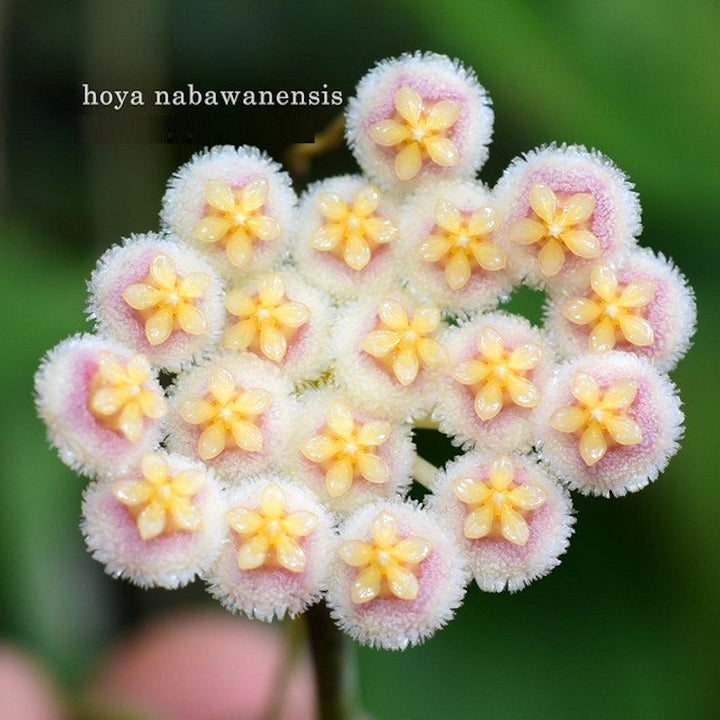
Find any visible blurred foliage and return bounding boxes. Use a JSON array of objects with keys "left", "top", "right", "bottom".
[{"left": 1, "top": 0, "right": 718, "bottom": 717}]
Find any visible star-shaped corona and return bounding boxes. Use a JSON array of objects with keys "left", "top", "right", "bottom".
[
  {"left": 368, "top": 86, "right": 460, "bottom": 181},
  {"left": 226, "top": 483, "right": 318, "bottom": 573},
  {"left": 88, "top": 351, "right": 167, "bottom": 442},
  {"left": 550, "top": 372, "right": 642, "bottom": 466},
  {"left": 193, "top": 177, "right": 280, "bottom": 268},
  {"left": 563, "top": 264, "right": 655, "bottom": 352},
  {"left": 224, "top": 274, "right": 311, "bottom": 362},
  {"left": 301, "top": 402, "right": 391, "bottom": 497},
  {"left": 452, "top": 455, "right": 546, "bottom": 546},
  {"left": 178, "top": 367, "right": 271, "bottom": 460},
  {"left": 451, "top": 327, "right": 541, "bottom": 421},
  {"left": 418, "top": 199, "right": 505, "bottom": 290},
  {"left": 121, "top": 252, "right": 210, "bottom": 346},
  {"left": 361, "top": 299, "right": 448, "bottom": 386},
  {"left": 312, "top": 185, "right": 398, "bottom": 271},
  {"left": 338, "top": 510, "right": 431, "bottom": 603},
  {"left": 508, "top": 183, "right": 601, "bottom": 277},
  {"left": 112, "top": 452, "right": 204, "bottom": 540}
]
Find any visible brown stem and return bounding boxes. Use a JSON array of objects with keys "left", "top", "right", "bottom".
[{"left": 305, "top": 601, "right": 357, "bottom": 720}]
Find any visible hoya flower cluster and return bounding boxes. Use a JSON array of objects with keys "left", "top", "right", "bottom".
[{"left": 35, "top": 52, "right": 695, "bottom": 651}]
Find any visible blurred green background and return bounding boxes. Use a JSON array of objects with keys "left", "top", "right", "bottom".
[{"left": 1, "top": 0, "right": 718, "bottom": 718}]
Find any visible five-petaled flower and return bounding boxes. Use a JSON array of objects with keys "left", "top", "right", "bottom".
[
  {"left": 451, "top": 327, "right": 541, "bottom": 421},
  {"left": 88, "top": 351, "right": 167, "bottom": 442},
  {"left": 452, "top": 454, "right": 546, "bottom": 546},
  {"left": 563, "top": 263, "right": 655, "bottom": 352},
  {"left": 361, "top": 299, "right": 448, "bottom": 385},
  {"left": 226, "top": 483, "right": 318, "bottom": 573},
  {"left": 338, "top": 510, "right": 431, "bottom": 603},
  {"left": 550, "top": 372, "right": 642, "bottom": 466},
  {"left": 122, "top": 252, "right": 210, "bottom": 346},
  {"left": 312, "top": 185, "right": 398, "bottom": 271},
  {"left": 224, "top": 274, "right": 311, "bottom": 362},
  {"left": 368, "top": 86, "right": 460, "bottom": 181},
  {"left": 112, "top": 452, "right": 205, "bottom": 540},
  {"left": 179, "top": 366, "right": 271, "bottom": 460},
  {"left": 301, "top": 402, "right": 391, "bottom": 497},
  {"left": 508, "top": 183, "right": 601, "bottom": 277},
  {"left": 418, "top": 199, "right": 505, "bottom": 290},
  {"left": 193, "top": 177, "right": 280, "bottom": 268}
]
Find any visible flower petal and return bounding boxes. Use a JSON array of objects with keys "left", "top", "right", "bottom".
[
  {"left": 477, "top": 327, "right": 504, "bottom": 363},
  {"left": 528, "top": 184, "right": 557, "bottom": 224},
  {"left": 344, "top": 234, "right": 371, "bottom": 271},
  {"left": 325, "top": 457, "right": 354, "bottom": 497},
  {"left": 112, "top": 479, "right": 153, "bottom": 506},
  {"left": 171, "top": 469, "right": 205, "bottom": 496},
  {"left": 137, "top": 502, "right": 166, "bottom": 540},
  {"left": 589, "top": 316, "right": 617, "bottom": 353},
  {"left": 371, "top": 510, "right": 397, "bottom": 548},
  {"left": 394, "top": 142, "right": 423, "bottom": 181},
  {"left": 561, "top": 229, "right": 601, "bottom": 259},
  {"left": 489, "top": 455, "right": 515, "bottom": 490},
  {"left": 149, "top": 253, "right": 176, "bottom": 289},
  {"left": 508, "top": 218, "right": 546, "bottom": 246},
  {"left": 226, "top": 507, "right": 264, "bottom": 534},
  {"left": 604, "top": 415, "right": 643, "bottom": 446},
  {"left": 301, "top": 434, "right": 339, "bottom": 463},
  {"left": 361, "top": 330, "right": 400, "bottom": 358},
  {"left": 395, "top": 85, "right": 423, "bottom": 125},
  {"left": 508, "top": 484, "right": 547, "bottom": 511},
  {"left": 377, "top": 299, "right": 408, "bottom": 330},
  {"left": 386, "top": 563, "right": 420, "bottom": 600},
  {"left": 579, "top": 422, "right": 607, "bottom": 466},
  {"left": 508, "top": 343, "right": 542, "bottom": 371},
  {"left": 193, "top": 216, "right": 232, "bottom": 243},
  {"left": 351, "top": 565, "right": 381, "bottom": 604},
  {"left": 276, "top": 535, "right": 306, "bottom": 573},
  {"left": 312, "top": 223, "right": 344, "bottom": 251},
  {"left": 327, "top": 403, "right": 354, "bottom": 438},
  {"left": 474, "top": 380, "right": 503, "bottom": 421},
  {"left": 500, "top": 505, "right": 530, "bottom": 546},
  {"left": 538, "top": 238, "right": 565, "bottom": 277},
  {"left": 464, "top": 504, "right": 494, "bottom": 539},
  {"left": 418, "top": 235, "right": 451, "bottom": 262},
  {"left": 179, "top": 397, "right": 215, "bottom": 425},
  {"left": 468, "top": 206, "right": 497, "bottom": 235},
  {"left": 445, "top": 250, "right": 471, "bottom": 289},
  {"left": 470, "top": 241, "right": 506, "bottom": 271},
  {"left": 550, "top": 405, "right": 587, "bottom": 433},
  {"left": 426, "top": 100, "right": 460, "bottom": 131},
  {"left": 178, "top": 272, "right": 210, "bottom": 299},
  {"left": 205, "top": 179, "right": 236, "bottom": 213},
  {"left": 356, "top": 452, "right": 389, "bottom": 484},
  {"left": 317, "top": 191, "right": 347, "bottom": 221},
  {"left": 273, "top": 301, "right": 310, "bottom": 328},
  {"left": 619, "top": 279, "right": 655, "bottom": 308},
  {"left": 230, "top": 420, "right": 263, "bottom": 453},
  {"left": 226, "top": 231, "right": 253, "bottom": 268},
  {"left": 247, "top": 215, "right": 280, "bottom": 242},
  {"left": 224, "top": 319, "right": 257, "bottom": 350},
  {"left": 367, "top": 119, "right": 409, "bottom": 147},
  {"left": 171, "top": 497, "right": 202, "bottom": 531},
  {"left": 240, "top": 177, "right": 269, "bottom": 213},
  {"left": 602, "top": 379, "right": 638, "bottom": 410},
  {"left": 571, "top": 372, "right": 600, "bottom": 406},
  {"left": 392, "top": 347, "right": 420, "bottom": 386},
  {"left": 339, "top": 540, "right": 374, "bottom": 567},
  {"left": 177, "top": 303, "right": 208, "bottom": 335},
  {"left": 198, "top": 421, "right": 227, "bottom": 461},
  {"left": 416, "top": 338, "right": 448, "bottom": 367},
  {"left": 559, "top": 193, "right": 595, "bottom": 225},
  {"left": 434, "top": 199, "right": 462, "bottom": 234},
  {"left": 209, "top": 367, "right": 236, "bottom": 405},
  {"left": 236, "top": 535, "right": 269, "bottom": 570},
  {"left": 452, "top": 359, "right": 489, "bottom": 385},
  {"left": 563, "top": 297, "right": 602, "bottom": 325},
  {"left": 145, "top": 307, "right": 174, "bottom": 346},
  {"left": 259, "top": 323, "right": 288, "bottom": 362},
  {"left": 364, "top": 216, "right": 398, "bottom": 244},
  {"left": 357, "top": 420, "right": 391, "bottom": 446},
  {"left": 618, "top": 314, "right": 654, "bottom": 347},
  {"left": 590, "top": 264, "right": 618, "bottom": 301},
  {"left": 392, "top": 537, "right": 431, "bottom": 563},
  {"left": 424, "top": 136, "right": 459, "bottom": 167},
  {"left": 506, "top": 374, "right": 540, "bottom": 408},
  {"left": 452, "top": 477, "right": 491, "bottom": 505},
  {"left": 122, "top": 284, "right": 162, "bottom": 311},
  {"left": 353, "top": 185, "right": 381, "bottom": 216},
  {"left": 282, "top": 511, "right": 318, "bottom": 537}
]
